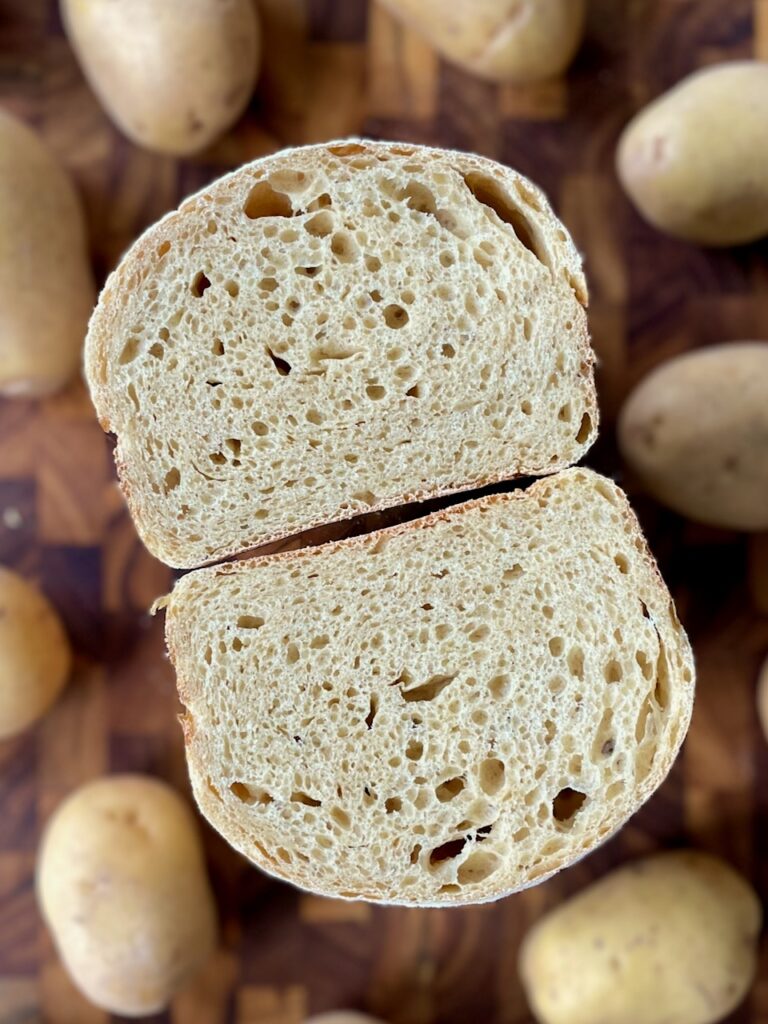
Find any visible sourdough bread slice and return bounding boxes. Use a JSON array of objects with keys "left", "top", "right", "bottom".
[
  {"left": 86, "top": 140, "right": 596, "bottom": 569},
  {"left": 163, "top": 469, "right": 694, "bottom": 906}
]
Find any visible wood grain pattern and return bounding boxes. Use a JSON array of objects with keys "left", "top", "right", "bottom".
[{"left": 0, "top": 1, "right": 766, "bottom": 1021}]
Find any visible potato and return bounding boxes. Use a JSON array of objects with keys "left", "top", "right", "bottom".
[
  {"left": 0, "top": 567, "right": 70, "bottom": 739},
  {"left": 37, "top": 775, "right": 217, "bottom": 1017},
  {"left": 519, "top": 851, "right": 761, "bottom": 1024},
  {"left": 0, "top": 111, "right": 94, "bottom": 397},
  {"left": 62, "top": 0, "right": 260, "bottom": 156},
  {"left": 618, "top": 343, "right": 768, "bottom": 530},
  {"left": 617, "top": 62, "right": 768, "bottom": 245},
  {"left": 379, "top": 0, "right": 585, "bottom": 83}
]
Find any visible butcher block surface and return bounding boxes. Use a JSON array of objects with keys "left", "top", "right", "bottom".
[{"left": 0, "top": 1, "right": 767, "bottom": 1021}]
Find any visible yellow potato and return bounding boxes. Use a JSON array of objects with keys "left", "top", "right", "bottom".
[
  {"left": 618, "top": 343, "right": 768, "bottom": 531},
  {"left": 0, "top": 567, "right": 70, "bottom": 739},
  {"left": 617, "top": 62, "right": 768, "bottom": 245},
  {"left": 0, "top": 111, "right": 94, "bottom": 397},
  {"left": 62, "top": 0, "right": 260, "bottom": 155},
  {"left": 37, "top": 775, "right": 217, "bottom": 1017},
  {"left": 520, "top": 851, "right": 761, "bottom": 1024},
  {"left": 379, "top": 0, "right": 585, "bottom": 83}
]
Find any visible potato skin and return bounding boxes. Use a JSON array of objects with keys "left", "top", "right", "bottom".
[
  {"left": 0, "top": 567, "right": 70, "bottom": 739},
  {"left": 519, "top": 851, "right": 761, "bottom": 1024},
  {"left": 379, "top": 0, "right": 585, "bottom": 83},
  {"left": 618, "top": 343, "right": 768, "bottom": 531},
  {"left": 617, "top": 62, "right": 768, "bottom": 245},
  {"left": 37, "top": 776, "right": 217, "bottom": 1017},
  {"left": 0, "top": 111, "right": 94, "bottom": 397},
  {"left": 62, "top": 0, "right": 260, "bottom": 156}
]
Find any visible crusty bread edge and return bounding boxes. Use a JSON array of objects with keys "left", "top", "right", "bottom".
[
  {"left": 163, "top": 468, "right": 695, "bottom": 906},
  {"left": 84, "top": 137, "right": 597, "bottom": 570}
]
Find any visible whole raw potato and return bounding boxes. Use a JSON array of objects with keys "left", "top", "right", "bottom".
[
  {"left": 378, "top": 0, "right": 585, "bottom": 83},
  {"left": 0, "top": 567, "right": 70, "bottom": 739},
  {"left": 519, "top": 851, "right": 761, "bottom": 1024},
  {"left": 618, "top": 343, "right": 768, "bottom": 530},
  {"left": 61, "top": 0, "right": 260, "bottom": 155},
  {"left": 0, "top": 111, "right": 94, "bottom": 397},
  {"left": 617, "top": 62, "right": 768, "bottom": 245},
  {"left": 37, "top": 775, "right": 217, "bottom": 1017}
]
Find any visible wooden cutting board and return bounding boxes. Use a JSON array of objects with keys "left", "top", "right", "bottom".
[{"left": 0, "top": 1, "right": 767, "bottom": 1021}]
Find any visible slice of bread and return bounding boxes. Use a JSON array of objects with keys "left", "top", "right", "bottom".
[
  {"left": 86, "top": 140, "right": 596, "bottom": 569},
  {"left": 163, "top": 469, "right": 694, "bottom": 906}
]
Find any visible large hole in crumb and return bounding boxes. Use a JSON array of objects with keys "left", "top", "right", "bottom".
[
  {"left": 457, "top": 849, "right": 500, "bottom": 885},
  {"left": 436, "top": 776, "right": 465, "bottom": 803},
  {"left": 399, "top": 180, "right": 437, "bottom": 215},
  {"left": 398, "top": 673, "right": 456, "bottom": 703},
  {"left": 163, "top": 467, "right": 180, "bottom": 494},
  {"left": 552, "top": 787, "right": 587, "bottom": 825},
  {"left": 305, "top": 211, "right": 333, "bottom": 237},
  {"left": 654, "top": 637, "right": 670, "bottom": 710},
  {"left": 291, "top": 791, "right": 321, "bottom": 807},
  {"left": 266, "top": 346, "right": 292, "bottom": 376},
  {"left": 405, "top": 739, "right": 423, "bottom": 761},
  {"left": 327, "top": 142, "right": 367, "bottom": 157},
  {"left": 119, "top": 337, "right": 141, "bottom": 364},
  {"left": 464, "top": 172, "right": 547, "bottom": 267},
  {"left": 488, "top": 674, "right": 510, "bottom": 700},
  {"left": 365, "top": 695, "right": 378, "bottom": 729},
  {"left": 604, "top": 659, "right": 623, "bottom": 684},
  {"left": 230, "top": 782, "right": 273, "bottom": 806},
  {"left": 331, "top": 231, "right": 359, "bottom": 263},
  {"left": 384, "top": 304, "right": 409, "bottom": 329},
  {"left": 243, "top": 180, "right": 294, "bottom": 219},
  {"left": 237, "top": 615, "right": 264, "bottom": 629},
  {"left": 429, "top": 836, "right": 467, "bottom": 867},
  {"left": 190, "top": 271, "right": 211, "bottom": 298},
  {"left": 576, "top": 412, "right": 593, "bottom": 444},
  {"left": 478, "top": 758, "right": 505, "bottom": 796}
]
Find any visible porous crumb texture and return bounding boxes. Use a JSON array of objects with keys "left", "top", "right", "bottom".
[
  {"left": 86, "top": 140, "right": 596, "bottom": 569},
  {"left": 166, "top": 469, "right": 694, "bottom": 906}
]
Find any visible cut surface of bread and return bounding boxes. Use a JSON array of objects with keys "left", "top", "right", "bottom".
[
  {"left": 86, "top": 140, "right": 596, "bottom": 568},
  {"left": 164, "top": 469, "right": 694, "bottom": 906}
]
